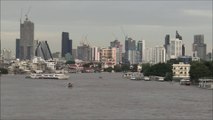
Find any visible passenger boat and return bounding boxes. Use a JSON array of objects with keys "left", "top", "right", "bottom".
[{"left": 26, "top": 73, "right": 69, "bottom": 80}]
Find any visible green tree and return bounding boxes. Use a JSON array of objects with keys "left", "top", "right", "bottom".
[
  {"left": 189, "top": 61, "right": 212, "bottom": 83},
  {"left": 65, "top": 60, "right": 75, "bottom": 64},
  {"left": 114, "top": 64, "right": 122, "bottom": 72},
  {"left": 0, "top": 68, "right": 8, "bottom": 74},
  {"left": 144, "top": 63, "right": 172, "bottom": 77},
  {"left": 104, "top": 67, "right": 113, "bottom": 72},
  {"left": 121, "top": 64, "right": 130, "bottom": 72},
  {"left": 141, "top": 63, "right": 151, "bottom": 74}
]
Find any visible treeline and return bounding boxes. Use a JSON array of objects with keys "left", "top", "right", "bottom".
[
  {"left": 142, "top": 63, "right": 173, "bottom": 81},
  {"left": 141, "top": 60, "right": 213, "bottom": 82},
  {"left": 189, "top": 61, "right": 213, "bottom": 83}
]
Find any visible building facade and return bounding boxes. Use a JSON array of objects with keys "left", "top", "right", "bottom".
[
  {"left": 19, "top": 17, "right": 34, "bottom": 60},
  {"left": 192, "top": 34, "right": 206, "bottom": 60},
  {"left": 35, "top": 41, "right": 53, "bottom": 60},
  {"left": 77, "top": 44, "right": 91, "bottom": 61},
  {"left": 110, "top": 40, "right": 122, "bottom": 64},
  {"left": 91, "top": 47, "right": 100, "bottom": 62},
  {"left": 137, "top": 40, "right": 145, "bottom": 63},
  {"left": 172, "top": 62, "right": 190, "bottom": 79},
  {"left": 154, "top": 46, "right": 166, "bottom": 64},
  {"left": 125, "top": 37, "right": 136, "bottom": 64},
  {"left": 169, "top": 38, "right": 182, "bottom": 59},
  {"left": 61, "top": 32, "right": 72, "bottom": 58},
  {"left": 100, "top": 47, "right": 116, "bottom": 68}
]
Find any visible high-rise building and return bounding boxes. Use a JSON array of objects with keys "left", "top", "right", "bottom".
[
  {"left": 35, "top": 41, "right": 53, "bottom": 60},
  {"left": 137, "top": 40, "right": 145, "bottom": 63},
  {"left": 110, "top": 40, "right": 123, "bottom": 64},
  {"left": 192, "top": 34, "right": 206, "bottom": 60},
  {"left": 100, "top": 47, "right": 116, "bottom": 68},
  {"left": 164, "top": 34, "right": 170, "bottom": 54},
  {"left": 77, "top": 44, "right": 91, "bottom": 61},
  {"left": 144, "top": 47, "right": 154, "bottom": 64},
  {"left": 19, "top": 17, "right": 34, "bottom": 60},
  {"left": 169, "top": 38, "right": 182, "bottom": 59},
  {"left": 182, "top": 44, "right": 185, "bottom": 56},
  {"left": 153, "top": 46, "right": 166, "bottom": 64},
  {"left": 124, "top": 37, "right": 136, "bottom": 64},
  {"left": 61, "top": 32, "right": 72, "bottom": 58},
  {"left": 91, "top": 47, "right": 100, "bottom": 62},
  {"left": 16, "top": 38, "right": 20, "bottom": 59}
]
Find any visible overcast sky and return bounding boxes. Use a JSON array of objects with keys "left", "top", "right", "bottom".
[{"left": 1, "top": 0, "right": 212, "bottom": 56}]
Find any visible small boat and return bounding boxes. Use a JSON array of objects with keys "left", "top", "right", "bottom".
[{"left": 26, "top": 73, "right": 69, "bottom": 80}]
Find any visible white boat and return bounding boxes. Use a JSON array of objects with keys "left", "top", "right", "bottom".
[{"left": 26, "top": 73, "right": 69, "bottom": 80}]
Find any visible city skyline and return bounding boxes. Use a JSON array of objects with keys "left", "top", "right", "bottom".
[{"left": 1, "top": 1, "right": 212, "bottom": 56}]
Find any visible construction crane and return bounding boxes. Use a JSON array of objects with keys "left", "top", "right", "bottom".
[
  {"left": 25, "top": 6, "right": 31, "bottom": 20},
  {"left": 120, "top": 26, "right": 128, "bottom": 40}
]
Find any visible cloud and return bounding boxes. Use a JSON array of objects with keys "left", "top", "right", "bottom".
[{"left": 183, "top": 9, "right": 212, "bottom": 18}]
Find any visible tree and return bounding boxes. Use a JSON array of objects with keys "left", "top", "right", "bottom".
[
  {"left": 189, "top": 61, "right": 212, "bottom": 83},
  {"left": 0, "top": 68, "right": 8, "bottom": 74},
  {"left": 65, "top": 60, "right": 75, "bottom": 64},
  {"left": 143, "top": 63, "right": 172, "bottom": 77},
  {"left": 104, "top": 67, "right": 113, "bottom": 72},
  {"left": 141, "top": 63, "right": 151, "bottom": 73},
  {"left": 114, "top": 64, "right": 122, "bottom": 72},
  {"left": 121, "top": 64, "right": 130, "bottom": 72}
]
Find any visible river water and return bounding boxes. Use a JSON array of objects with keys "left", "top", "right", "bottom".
[{"left": 1, "top": 73, "right": 212, "bottom": 119}]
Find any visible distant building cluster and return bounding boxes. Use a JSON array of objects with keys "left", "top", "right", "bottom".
[{"left": 0, "top": 16, "right": 212, "bottom": 69}]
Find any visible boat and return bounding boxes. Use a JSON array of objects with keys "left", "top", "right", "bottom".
[
  {"left": 180, "top": 79, "right": 191, "bottom": 85},
  {"left": 26, "top": 73, "right": 69, "bottom": 80},
  {"left": 143, "top": 76, "right": 150, "bottom": 81}
]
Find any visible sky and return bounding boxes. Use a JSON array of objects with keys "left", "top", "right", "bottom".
[{"left": 1, "top": 0, "right": 212, "bottom": 56}]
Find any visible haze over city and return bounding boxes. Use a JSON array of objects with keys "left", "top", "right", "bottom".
[{"left": 1, "top": 0, "right": 212, "bottom": 55}]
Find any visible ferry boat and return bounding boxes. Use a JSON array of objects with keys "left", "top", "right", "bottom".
[{"left": 26, "top": 73, "right": 70, "bottom": 80}]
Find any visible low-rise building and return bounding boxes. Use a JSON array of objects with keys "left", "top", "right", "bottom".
[{"left": 172, "top": 62, "right": 190, "bottom": 79}]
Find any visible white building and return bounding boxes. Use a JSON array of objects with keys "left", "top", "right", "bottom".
[
  {"left": 168, "top": 38, "right": 182, "bottom": 59},
  {"left": 154, "top": 46, "right": 166, "bottom": 64},
  {"left": 127, "top": 50, "right": 138, "bottom": 64},
  {"left": 91, "top": 46, "right": 100, "bottom": 62},
  {"left": 100, "top": 47, "right": 116, "bottom": 68},
  {"left": 144, "top": 47, "right": 154, "bottom": 64},
  {"left": 172, "top": 62, "right": 190, "bottom": 79}
]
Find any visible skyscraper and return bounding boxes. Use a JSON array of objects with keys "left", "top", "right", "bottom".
[
  {"left": 154, "top": 46, "right": 166, "bottom": 64},
  {"left": 169, "top": 38, "right": 182, "bottom": 59},
  {"left": 110, "top": 40, "right": 123, "bottom": 64},
  {"left": 137, "top": 40, "right": 145, "bottom": 63},
  {"left": 124, "top": 37, "right": 136, "bottom": 64},
  {"left": 16, "top": 38, "right": 20, "bottom": 59},
  {"left": 164, "top": 34, "right": 170, "bottom": 54},
  {"left": 19, "top": 17, "right": 34, "bottom": 60},
  {"left": 192, "top": 34, "right": 206, "bottom": 60},
  {"left": 77, "top": 44, "right": 91, "bottom": 61},
  {"left": 91, "top": 46, "right": 100, "bottom": 62},
  {"left": 61, "top": 32, "right": 72, "bottom": 58}
]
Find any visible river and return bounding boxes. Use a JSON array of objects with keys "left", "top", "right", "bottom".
[{"left": 1, "top": 73, "right": 212, "bottom": 119}]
